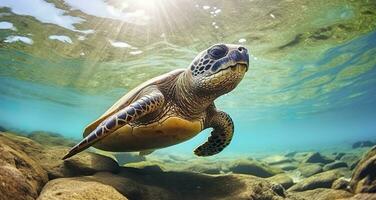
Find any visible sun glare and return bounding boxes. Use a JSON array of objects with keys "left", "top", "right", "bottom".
[{"left": 135, "top": 0, "right": 159, "bottom": 10}]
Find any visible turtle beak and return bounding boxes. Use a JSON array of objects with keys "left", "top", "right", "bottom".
[{"left": 230, "top": 46, "right": 249, "bottom": 72}]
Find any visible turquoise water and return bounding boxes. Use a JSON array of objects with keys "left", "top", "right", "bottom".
[{"left": 0, "top": 0, "right": 376, "bottom": 156}]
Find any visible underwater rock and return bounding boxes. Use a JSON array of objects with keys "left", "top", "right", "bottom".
[
  {"left": 0, "top": 166, "right": 37, "bottom": 200},
  {"left": 350, "top": 146, "right": 376, "bottom": 193},
  {"left": 28, "top": 131, "right": 77, "bottom": 147},
  {"left": 288, "top": 168, "right": 349, "bottom": 192},
  {"left": 139, "top": 164, "right": 164, "bottom": 172},
  {"left": 333, "top": 152, "right": 346, "bottom": 160},
  {"left": 267, "top": 173, "right": 294, "bottom": 189},
  {"left": 0, "top": 132, "right": 119, "bottom": 179},
  {"left": 323, "top": 161, "right": 348, "bottom": 171},
  {"left": 181, "top": 162, "right": 224, "bottom": 174},
  {"left": 298, "top": 163, "right": 323, "bottom": 177},
  {"left": 113, "top": 152, "right": 145, "bottom": 165},
  {"left": 294, "top": 188, "right": 353, "bottom": 200},
  {"left": 0, "top": 125, "right": 7, "bottom": 132},
  {"left": 228, "top": 160, "right": 283, "bottom": 178},
  {"left": 285, "top": 151, "right": 299, "bottom": 158},
  {"left": 262, "top": 155, "right": 293, "bottom": 165},
  {"left": 0, "top": 133, "right": 48, "bottom": 200},
  {"left": 89, "top": 167, "right": 298, "bottom": 200},
  {"left": 292, "top": 152, "right": 312, "bottom": 163},
  {"left": 261, "top": 155, "right": 298, "bottom": 171},
  {"left": 273, "top": 162, "right": 299, "bottom": 171},
  {"left": 332, "top": 178, "right": 350, "bottom": 190},
  {"left": 38, "top": 177, "right": 128, "bottom": 200},
  {"left": 339, "top": 193, "right": 376, "bottom": 200},
  {"left": 90, "top": 171, "right": 172, "bottom": 200},
  {"left": 124, "top": 158, "right": 226, "bottom": 175},
  {"left": 352, "top": 141, "right": 374, "bottom": 149},
  {"left": 37, "top": 146, "right": 120, "bottom": 179},
  {"left": 0, "top": 132, "right": 45, "bottom": 158},
  {"left": 178, "top": 158, "right": 238, "bottom": 174},
  {"left": 125, "top": 161, "right": 165, "bottom": 172},
  {"left": 340, "top": 154, "right": 361, "bottom": 170},
  {"left": 303, "top": 152, "right": 334, "bottom": 164}
]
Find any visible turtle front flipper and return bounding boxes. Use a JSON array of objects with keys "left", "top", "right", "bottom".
[
  {"left": 194, "top": 111, "right": 234, "bottom": 156},
  {"left": 62, "top": 89, "right": 165, "bottom": 160}
]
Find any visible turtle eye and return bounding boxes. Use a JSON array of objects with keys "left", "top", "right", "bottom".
[{"left": 208, "top": 45, "right": 228, "bottom": 59}]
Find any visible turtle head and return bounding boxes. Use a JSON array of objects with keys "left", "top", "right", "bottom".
[{"left": 188, "top": 44, "right": 249, "bottom": 96}]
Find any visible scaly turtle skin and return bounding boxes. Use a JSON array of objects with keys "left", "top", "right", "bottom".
[{"left": 63, "top": 44, "right": 249, "bottom": 159}]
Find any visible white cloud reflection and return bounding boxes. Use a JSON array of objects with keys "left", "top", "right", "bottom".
[
  {"left": 4, "top": 35, "right": 33, "bottom": 44},
  {"left": 0, "top": 21, "right": 16, "bottom": 30},
  {"left": 63, "top": 0, "right": 149, "bottom": 25},
  {"left": 129, "top": 50, "right": 143, "bottom": 55},
  {"left": 0, "top": 0, "right": 84, "bottom": 31},
  {"left": 0, "top": 0, "right": 147, "bottom": 34},
  {"left": 109, "top": 40, "right": 132, "bottom": 48},
  {"left": 48, "top": 35, "right": 73, "bottom": 44}
]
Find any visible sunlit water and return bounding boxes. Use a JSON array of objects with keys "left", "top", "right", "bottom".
[{"left": 0, "top": 0, "right": 375, "bottom": 157}]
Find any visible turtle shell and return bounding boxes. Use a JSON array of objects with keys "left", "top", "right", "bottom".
[{"left": 83, "top": 69, "right": 185, "bottom": 136}]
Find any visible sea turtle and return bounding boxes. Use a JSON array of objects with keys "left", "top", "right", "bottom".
[{"left": 63, "top": 44, "right": 249, "bottom": 159}]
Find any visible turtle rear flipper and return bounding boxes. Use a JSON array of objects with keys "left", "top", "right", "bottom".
[
  {"left": 62, "top": 89, "right": 165, "bottom": 160},
  {"left": 139, "top": 149, "right": 155, "bottom": 156}
]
